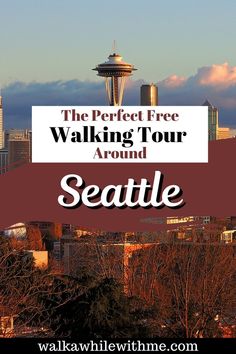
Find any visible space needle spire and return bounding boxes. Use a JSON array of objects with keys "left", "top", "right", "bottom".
[{"left": 93, "top": 45, "right": 137, "bottom": 106}]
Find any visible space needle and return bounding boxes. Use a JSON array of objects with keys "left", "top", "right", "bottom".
[{"left": 93, "top": 46, "right": 137, "bottom": 106}]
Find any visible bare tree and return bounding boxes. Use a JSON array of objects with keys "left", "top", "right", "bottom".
[{"left": 128, "top": 242, "right": 236, "bottom": 338}]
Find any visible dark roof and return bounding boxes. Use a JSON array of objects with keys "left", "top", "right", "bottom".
[{"left": 202, "top": 99, "right": 214, "bottom": 108}]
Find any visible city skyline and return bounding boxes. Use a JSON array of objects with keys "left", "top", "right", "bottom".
[
  {"left": 2, "top": 64, "right": 236, "bottom": 131},
  {"left": 0, "top": 1, "right": 236, "bottom": 344},
  {"left": 0, "top": 0, "right": 236, "bottom": 128}
]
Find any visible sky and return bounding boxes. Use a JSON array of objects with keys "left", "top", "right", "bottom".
[{"left": 1, "top": 0, "right": 236, "bottom": 128}]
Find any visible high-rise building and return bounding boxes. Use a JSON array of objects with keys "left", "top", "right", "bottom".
[
  {"left": 202, "top": 100, "right": 218, "bottom": 141},
  {"left": 0, "top": 148, "right": 8, "bottom": 174},
  {"left": 217, "top": 127, "right": 231, "bottom": 140},
  {"left": 140, "top": 84, "right": 158, "bottom": 106},
  {"left": 0, "top": 95, "right": 3, "bottom": 149},
  {"left": 7, "top": 129, "right": 31, "bottom": 166}
]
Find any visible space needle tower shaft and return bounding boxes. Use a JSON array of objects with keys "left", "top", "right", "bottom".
[{"left": 93, "top": 50, "right": 137, "bottom": 106}]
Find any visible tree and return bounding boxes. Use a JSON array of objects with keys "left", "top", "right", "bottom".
[
  {"left": 0, "top": 238, "right": 45, "bottom": 336},
  {"left": 128, "top": 242, "right": 236, "bottom": 338},
  {"left": 43, "top": 276, "right": 146, "bottom": 338}
]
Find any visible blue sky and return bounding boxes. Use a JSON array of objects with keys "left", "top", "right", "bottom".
[
  {"left": 1, "top": 0, "right": 236, "bottom": 128},
  {"left": 1, "top": 0, "right": 236, "bottom": 83}
]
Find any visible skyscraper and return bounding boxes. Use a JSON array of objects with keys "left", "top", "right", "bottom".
[
  {"left": 0, "top": 149, "right": 8, "bottom": 174},
  {"left": 202, "top": 100, "right": 218, "bottom": 141},
  {"left": 140, "top": 84, "right": 158, "bottom": 106},
  {"left": 0, "top": 95, "right": 3, "bottom": 149},
  {"left": 7, "top": 129, "right": 31, "bottom": 166}
]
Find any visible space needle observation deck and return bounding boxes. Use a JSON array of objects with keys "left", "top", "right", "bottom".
[{"left": 93, "top": 51, "right": 137, "bottom": 106}]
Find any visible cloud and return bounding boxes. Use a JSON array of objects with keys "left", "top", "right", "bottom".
[
  {"left": 159, "top": 62, "right": 236, "bottom": 89},
  {"left": 158, "top": 62, "right": 236, "bottom": 127},
  {"left": 160, "top": 75, "right": 186, "bottom": 88},
  {"left": 2, "top": 62, "right": 236, "bottom": 129},
  {"left": 196, "top": 62, "right": 236, "bottom": 87},
  {"left": 3, "top": 80, "right": 107, "bottom": 128}
]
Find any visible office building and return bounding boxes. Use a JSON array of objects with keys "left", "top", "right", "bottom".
[
  {"left": 0, "top": 149, "right": 8, "bottom": 174},
  {"left": 140, "top": 84, "right": 158, "bottom": 106},
  {"left": 7, "top": 129, "right": 31, "bottom": 166},
  {"left": 202, "top": 100, "right": 218, "bottom": 141}
]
